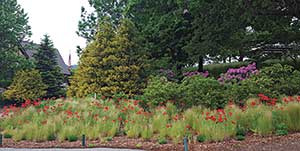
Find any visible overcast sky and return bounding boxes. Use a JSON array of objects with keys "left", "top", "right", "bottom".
[{"left": 18, "top": 0, "right": 93, "bottom": 65}]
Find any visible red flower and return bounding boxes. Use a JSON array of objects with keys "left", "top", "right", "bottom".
[
  {"left": 33, "top": 101, "right": 41, "bottom": 106},
  {"left": 163, "top": 112, "right": 167, "bottom": 115},
  {"left": 283, "top": 97, "right": 289, "bottom": 103},
  {"left": 251, "top": 101, "right": 256, "bottom": 106},
  {"left": 231, "top": 121, "right": 236, "bottom": 125},
  {"left": 133, "top": 100, "right": 139, "bottom": 106},
  {"left": 217, "top": 109, "right": 225, "bottom": 115},
  {"left": 210, "top": 116, "right": 216, "bottom": 122},
  {"left": 218, "top": 115, "right": 223, "bottom": 123},
  {"left": 173, "top": 115, "right": 179, "bottom": 121},
  {"left": 118, "top": 117, "right": 122, "bottom": 121},
  {"left": 288, "top": 96, "right": 294, "bottom": 102},
  {"left": 104, "top": 106, "right": 109, "bottom": 111},
  {"left": 297, "top": 96, "right": 300, "bottom": 102},
  {"left": 228, "top": 112, "right": 233, "bottom": 117}
]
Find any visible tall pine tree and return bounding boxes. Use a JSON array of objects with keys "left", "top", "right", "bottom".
[
  {"left": 34, "top": 35, "right": 64, "bottom": 98},
  {"left": 68, "top": 19, "right": 145, "bottom": 98}
]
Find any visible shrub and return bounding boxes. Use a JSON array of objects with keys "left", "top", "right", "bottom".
[
  {"left": 196, "top": 135, "right": 206, "bottom": 142},
  {"left": 67, "top": 135, "right": 78, "bottom": 142},
  {"left": 106, "top": 137, "right": 113, "bottom": 141},
  {"left": 3, "top": 69, "right": 47, "bottom": 101},
  {"left": 158, "top": 138, "right": 168, "bottom": 144},
  {"left": 218, "top": 63, "right": 258, "bottom": 84},
  {"left": 236, "top": 126, "right": 246, "bottom": 137},
  {"left": 4, "top": 133, "right": 12, "bottom": 138},
  {"left": 181, "top": 76, "right": 229, "bottom": 109},
  {"left": 275, "top": 123, "right": 288, "bottom": 136},
  {"left": 143, "top": 76, "right": 181, "bottom": 107},
  {"left": 230, "top": 64, "right": 300, "bottom": 104},
  {"left": 236, "top": 135, "right": 245, "bottom": 141}
]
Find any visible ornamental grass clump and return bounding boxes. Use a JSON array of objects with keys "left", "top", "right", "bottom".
[{"left": 284, "top": 102, "right": 300, "bottom": 131}]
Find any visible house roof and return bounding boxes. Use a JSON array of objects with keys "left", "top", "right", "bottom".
[{"left": 19, "top": 41, "right": 71, "bottom": 75}]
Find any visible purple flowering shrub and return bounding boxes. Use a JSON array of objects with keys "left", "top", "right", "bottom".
[
  {"left": 218, "top": 63, "right": 258, "bottom": 84},
  {"left": 183, "top": 71, "right": 209, "bottom": 78}
]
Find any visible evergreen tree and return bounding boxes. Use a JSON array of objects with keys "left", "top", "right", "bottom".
[
  {"left": 34, "top": 35, "right": 65, "bottom": 98},
  {"left": 0, "top": 0, "right": 31, "bottom": 51},
  {"left": 4, "top": 69, "right": 47, "bottom": 101},
  {"left": 68, "top": 19, "right": 145, "bottom": 98},
  {"left": 0, "top": 0, "right": 32, "bottom": 89}
]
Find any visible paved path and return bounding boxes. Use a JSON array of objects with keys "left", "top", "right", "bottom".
[{"left": 0, "top": 148, "right": 143, "bottom": 151}]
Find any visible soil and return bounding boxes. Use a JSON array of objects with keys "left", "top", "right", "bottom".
[{"left": 1, "top": 133, "right": 300, "bottom": 151}]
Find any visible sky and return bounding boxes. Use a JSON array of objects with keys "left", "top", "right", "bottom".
[{"left": 18, "top": 0, "right": 93, "bottom": 65}]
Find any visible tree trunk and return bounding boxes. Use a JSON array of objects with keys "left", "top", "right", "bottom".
[
  {"left": 239, "top": 55, "right": 244, "bottom": 62},
  {"left": 198, "top": 56, "right": 204, "bottom": 72}
]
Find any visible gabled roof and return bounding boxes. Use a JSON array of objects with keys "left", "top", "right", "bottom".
[{"left": 19, "top": 41, "right": 71, "bottom": 75}]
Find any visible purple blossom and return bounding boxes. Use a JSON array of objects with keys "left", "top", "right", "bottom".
[{"left": 218, "top": 63, "right": 257, "bottom": 84}]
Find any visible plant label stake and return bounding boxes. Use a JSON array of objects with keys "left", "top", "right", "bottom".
[
  {"left": 82, "top": 134, "right": 86, "bottom": 147},
  {"left": 184, "top": 136, "right": 188, "bottom": 151},
  {"left": 0, "top": 134, "right": 2, "bottom": 146}
]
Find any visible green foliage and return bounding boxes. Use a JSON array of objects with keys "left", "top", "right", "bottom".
[
  {"left": 230, "top": 64, "right": 300, "bottom": 104},
  {"left": 67, "top": 135, "right": 78, "bottom": 142},
  {"left": 77, "top": 0, "right": 128, "bottom": 43},
  {"left": 3, "top": 69, "right": 47, "bottom": 101},
  {"left": 0, "top": 0, "right": 31, "bottom": 51},
  {"left": 47, "top": 133, "right": 56, "bottom": 141},
  {"left": 181, "top": 76, "right": 229, "bottom": 109},
  {"left": 275, "top": 123, "right": 288, "bottom": 136},
  {"left": 106, "top": 137, "right": 113, "bottom": 141},
  {"left": 68, "top": 19, "right": 145, "bottom": 98},
  {"left": 4, "top": 133, "right": 12, "bottom": 138},
  {"left": 143, "top": 76, "right": 181, "bottom": 107},
  {"left": 0, "top": 51, "right": 34, "bottom": 88},
  {"left": 144, "top": 76, "right": 228, "bottom": 109},
  {"left": 158, "top": 138, "right": 167, "bottom": 144},
  {"left": 34, "top": 35, "right": 65, "bottom": 98},
  {"left": 236, "top": 135, "right": 245, "bottom": 141},
  {"left": 196, "top": 135, "right": 206, "bottom": 142},
  {"left": 236, "top": 126, "right": 246, "bottom": 137}
]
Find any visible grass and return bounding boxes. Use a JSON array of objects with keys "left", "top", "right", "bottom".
[{"left": 1, "top": 96, "right": 300, "bottom": 144}]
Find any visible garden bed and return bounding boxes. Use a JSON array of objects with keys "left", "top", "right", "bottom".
[
  {"left": 1, "top": 96, "right": 300, "bottom": 151},
  {"left": 1, "top": 133, "right": 300, "bottom": 151}
]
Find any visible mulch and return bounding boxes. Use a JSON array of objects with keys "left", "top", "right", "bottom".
[{"left": 1, "top": 133, "right": 300, "bottom": 151}]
